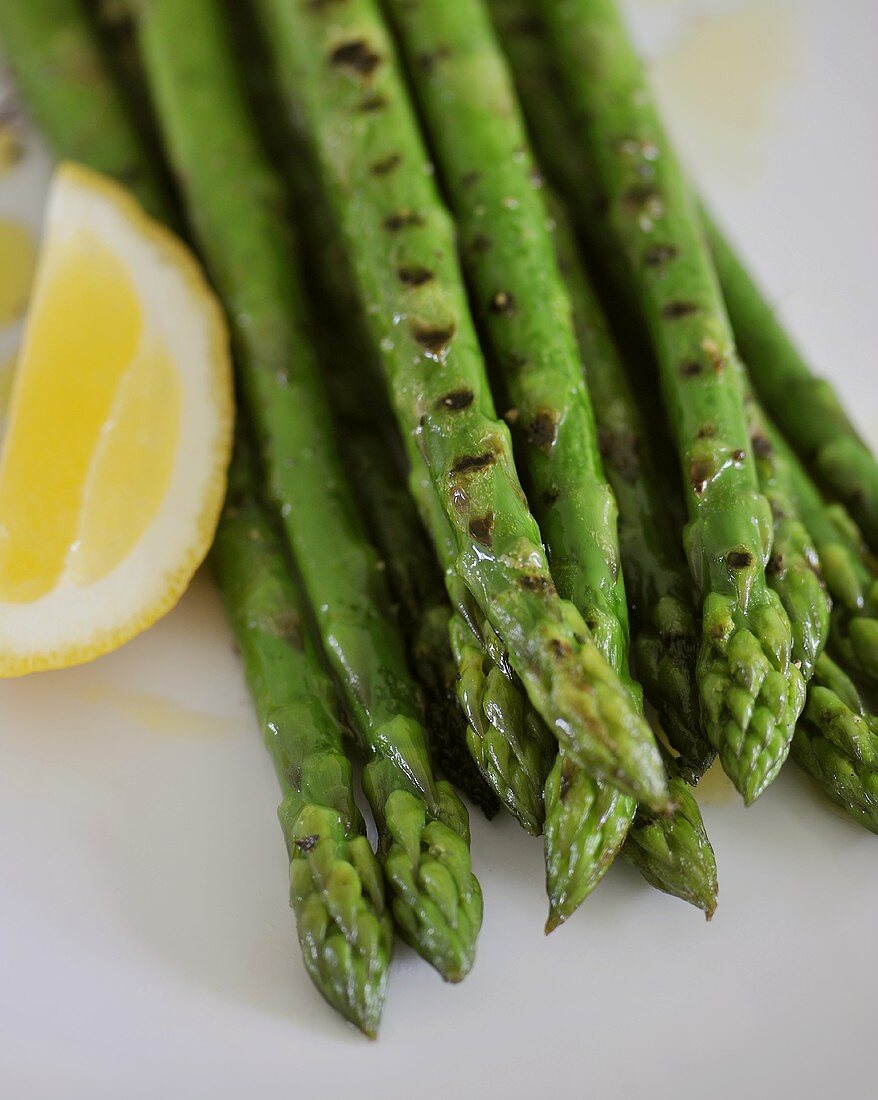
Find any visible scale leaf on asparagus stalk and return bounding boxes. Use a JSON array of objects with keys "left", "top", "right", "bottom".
[
  {"left": 255, "top": 0, "right": 671, "bottom": 812},
  {"left": 136, "top": 0, "right": 482, "bottom": 982},
  {"left": 537, "top": 0, "right": 805, "bottom": 803}
]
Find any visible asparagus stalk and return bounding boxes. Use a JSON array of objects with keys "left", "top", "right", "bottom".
[
  {"left": 255, "top": 0, "right": 671, "bottom": 811},
  {"left": 0, "top": 0, "right": 398, "bottom": 1030},
  {"left": 792, "top": 654, "right": 878, "bottom": 833},
  {"left": 704, "top": 213, "right": 878, "bottom": 554},
  {"left": 136, "top": 0, "right": 482, "bottom": 981},
  {"left": 382, "top": 0, "right": 640, "bottom": 922},
  {"left": 213, "top": 437, "right": 393, "bottom": 1035},
  {"left": 538, "top": 0, "right": 805, "bottom": 803}
]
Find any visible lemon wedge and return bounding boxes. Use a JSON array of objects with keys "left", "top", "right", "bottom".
[{"left": 0, "top": 162, "right": 233, "bottom": 675}]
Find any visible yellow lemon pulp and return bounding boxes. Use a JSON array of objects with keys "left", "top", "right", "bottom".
[
  {"left": 0, "top": 218, "right": 36, "bottom": 326},
  {"left": 0, "top": 230, "right": 182, "bottom": 602}
]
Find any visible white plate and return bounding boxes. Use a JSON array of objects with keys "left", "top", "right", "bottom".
[{"left": 1, "top": 2, "right": 876, "bottom": 1097}]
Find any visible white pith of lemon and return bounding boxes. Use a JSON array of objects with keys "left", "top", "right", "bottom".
[{"left": 0, "top": 162, "right": 233, "bottom": 676}]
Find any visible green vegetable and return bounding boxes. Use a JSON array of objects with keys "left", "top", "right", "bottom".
[
  {"left": 213, "top": 437, "right": 393, "bottom": 1035},
  {"left": 705, "top": 213, "right": 878, "bottom": 554},
  {"left": 538, "top": 0, "right": 804, "bottom": 802},
  {"left": 0, "top": 0, "right": 167, "bottom": 217},
  {"left": 256, "top": 0, "right": 671, "bottom": 811},
  {"left": 137, "top": 0, "right": 482, "bottom": 981},
  {"left": 793, "top": 655, "right": 878, "bottom": 833}
]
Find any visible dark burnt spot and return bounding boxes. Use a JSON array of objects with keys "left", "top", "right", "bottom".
[
  {"left": 451, "top": 452, "right": 494, "bottom": 474},
  {"left": 413, "top": 324, "right": 455, "bottom": 355},
  {"left": 329, "top": 39, "right": 382, "bottom": 76},
  {"left": 752, "top": 434, "right": 773, "bottom": 459},
  {"left": 767, "top": 552, "right": 784, "bottom": 576},
  {"left": 469, "top": 513, "right": 494, "bottom": 546},
  {"left": 696, "top": 423, "right": 716, "bottom": 440},
  {"left": 543, "top": 487, "right": 561, "bottom": 505},
  {"left": 358, "top": 93, "right": 388, "bottom": 112},
  {"left": 559, "top": 756, "right": 577, "bottom": 801},
  {"left": 549, "top": 638, "right": 572, "bottom": 660},
  {"left": 436, "top": 389, "right": 473, "bottom": 411},
  {"left": 680, "top": 360, "right": 702, "bottom": 378},
  {"left": 371, "top": 152, "right": 401, "bottom": 175},
  {"left": 468, "top": 232, "right": 492, "bottom": 254},
  {"left": 526, "top": 410, "right": 559, "bottom": 450},
  {"left": 518, "top": 574, "right": 551, "bottom": 592},
  {"left": 384, "top": 208, "right": 424, "bottom": 231},
  {"left": 726, "top": 549, "right": 753, "bottom": 569},
  {"left": 732, "top": 448, "right": 746, "bottom": 462},
  {"left": 644, "top": 243, "right": 678, "bottom": 266},
  {"left": 295, "top": 834, "right": 319, "bottom": 852},
  {"left": 461, "top": 169, "right": 481, "bottom": 188},
  {"left": 490, "top": 291, "right": 515, "bottom": 314},
  {"left": 662, "top": 301, "right": 700, "bottom": 320},
  {"left": 397, "top": 265, "right": 433, "bottom": 287},
  {"left": 690, "top": 456, "right": 715, "bottom": 494},
  {"left": 272, "top": 608, "right": 304, "bottom": 649},
  {"left": 418, "top": 45, "right": 452, "bottom": 71}
]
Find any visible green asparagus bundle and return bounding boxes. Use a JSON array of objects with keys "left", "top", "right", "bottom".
[
  {"left": 213, "top": 438, "right": 393, "bottom": 1035},
  {"left": 538, "top": 0, "right": 805, "bottom": 803},
  {"left": 256, "top": 0, "right": 672, "bottom": 812},
  {"left": 704, "top": 215, "right": 878, "bottom": 554},
  {"left": 136, "top": 0, "right": 482, "bottom": 982},
  {"left": 381, "top": 0, "right": 640, "bottom": 921},
  {"left": 0, "top": 0, "right": 399, "bottom": 1031}
]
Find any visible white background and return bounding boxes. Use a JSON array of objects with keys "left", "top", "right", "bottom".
[{"left": 1, "top": 1, "right": 877, "bottom": 1097}]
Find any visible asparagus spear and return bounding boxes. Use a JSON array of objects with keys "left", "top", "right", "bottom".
[
  {"left": 0, "top": 0, "right": 398, "bottom": 1030},
  {"left": 792, "top": 654, "right": 878, "bottom": 833},
  {"left": 704, "top": 213, "right": 878, "bottom": 553},
  {"left": 538, "top": 0, "right": 805, "bottom": 803},
  {"left": 0, "top": 0, "right": 167, "bottom": 217},
  {"left": 213, "top": 437, "right": 393, "bottom": 1035},
  {"left": 256, "top": 0, "right": 671, "bottom": 811},
  {"left": 136, "top": 0, "right": 482, "bottom": 981}
]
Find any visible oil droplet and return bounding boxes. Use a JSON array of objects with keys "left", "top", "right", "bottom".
[
  {"left": 695, "top": 756, "right": 737, "bottom": 806},
  {"left": 78, "top": 681, "right": 234, "bottom": 737},
  {"left": 0, "top": 219, "right": 37, "bottom": 326},
  {"left": 652, "top": 1, "right": 802, "bottom": 181}
]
